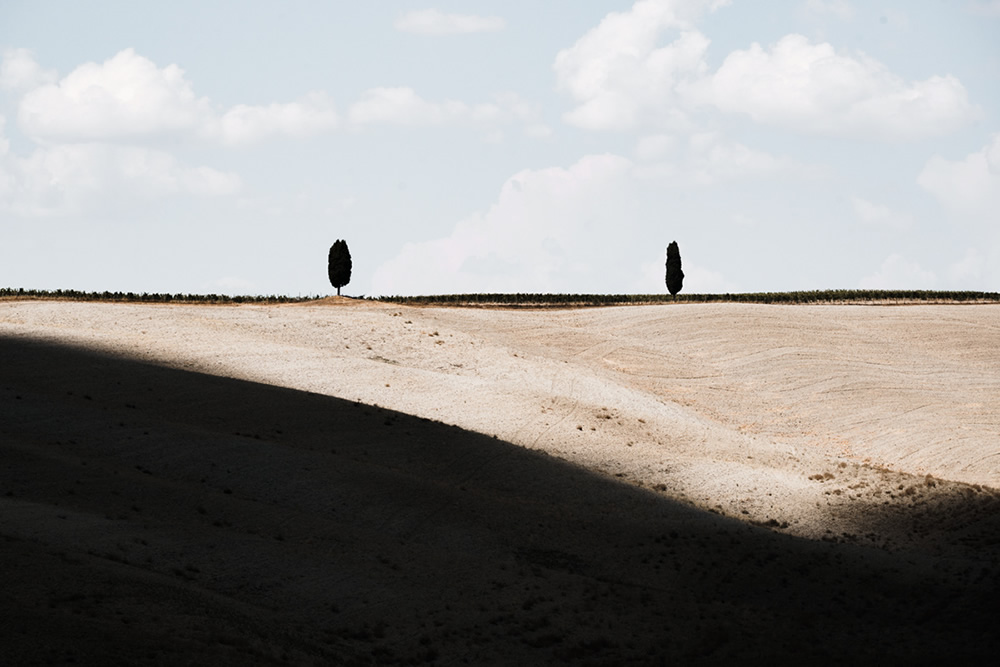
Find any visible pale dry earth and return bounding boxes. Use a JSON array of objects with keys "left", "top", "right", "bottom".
[{"left": 2, "top": 298, "right": 999, "bottom": 664}]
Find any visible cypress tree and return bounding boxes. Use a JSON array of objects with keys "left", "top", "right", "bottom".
[
  {"left": 665, "top": 241, "right": 684, "bottom": 297},
  {"left": 328, "top": 239, "right": 352, "bottom": 296}
]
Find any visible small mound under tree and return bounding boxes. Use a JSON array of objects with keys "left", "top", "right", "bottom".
[
  {"left": 665, "top": 241, "right": 684, "bottom": 297},
  {"left": 328, "top": 239, "right": 352, "bottom": 296}
]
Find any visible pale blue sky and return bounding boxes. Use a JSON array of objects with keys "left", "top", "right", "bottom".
[{"left": 2, "top": 1, "right": 998, "bottom": 296}]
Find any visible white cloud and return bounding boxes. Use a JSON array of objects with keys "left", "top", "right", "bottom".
[
  {"left": 700, "top": 34, "right": 981, "bottom": 140},
  {"left": 917, "top": 133, "right": 1000, "bottom": 216},
  {"left": 553, "top": 0, "right": 723, "bottom": 130},
  {"left": 19, "top": 48, "right": 211, "bottom": 142},
  {"left": 216, "top": 92, "right": 338, "bottom": 145},
  {"left": 371, "top": 143, "right": 780, "bottom": 296},
  {"left": 0, "top": 48, "right": 57, "bottom": 91},
  {"left": 859, "top": 254, "right": 936, "bottom": 289},
  {"left": 555, "top": 2, "right": 976, "bottom": 140},
  {"left": 850, "top": 196, "right": 911, "bottom": 229},
  {"left": 0, "top": 142, "right": 240, "bottom": 217},
  {"left": 394, "top": 9, "right": 505, "bottom": 35},
  {"left": 372, "top": 154, "right": 646, "bottom": 295},
  {"left": 803, "top": 0, "right": 854, "bottom": 20},
  {"left": 10, "top": 47, "right": 550, "bottom": 145},
  {"left": 917, "top": 134, "right": 1000, "bottom": 290},
  {"left": 14, "top": 48, "right": 338, "bottom": 145}
]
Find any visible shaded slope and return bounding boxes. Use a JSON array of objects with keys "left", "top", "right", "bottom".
[{"left": 1, "top": 336, "right": 999, "bottom": 665}]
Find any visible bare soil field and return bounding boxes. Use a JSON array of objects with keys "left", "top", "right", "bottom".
[{"left": 2, "top": 299, "right": 998, "bottom": 664}]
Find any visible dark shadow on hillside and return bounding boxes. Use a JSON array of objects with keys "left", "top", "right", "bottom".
[{"left": 2, "top": 336, "right": 998, "bottom": 665}]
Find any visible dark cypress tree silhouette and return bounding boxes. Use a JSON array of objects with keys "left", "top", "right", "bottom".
[
  {"left": 665, "top": 241, "right": 684, "bottom": 298},
  {"left": 328, "top": 239, "right": 352, "bottom": 296}
]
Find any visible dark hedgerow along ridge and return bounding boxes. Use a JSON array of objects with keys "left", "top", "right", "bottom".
[
  {"left": 2, "top": 287, "right": 999, "bottom": 306},
  {"left": 376, "top": 290, "right": 1000, "bottom": 307},
  {"left": 0, "top": 288, "right": 319, "bottom": 304}
]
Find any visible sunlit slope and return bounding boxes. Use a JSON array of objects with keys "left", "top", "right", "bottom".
[{"left": 440, "top": 304, "right": 1000, "bottom": 488}]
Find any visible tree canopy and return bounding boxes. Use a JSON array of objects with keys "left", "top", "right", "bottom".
[
  {"left": 665, "top": 241, "right": 684, "bottom": 297},
  {"left": 328, "top": 240, "right": 352, "bottom": 296}
]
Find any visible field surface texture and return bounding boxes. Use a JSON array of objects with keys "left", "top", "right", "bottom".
[{"left": 2, "top": 299, "right": 999, "bottom": 664}]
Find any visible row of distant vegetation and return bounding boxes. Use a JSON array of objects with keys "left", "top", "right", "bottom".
[
  {"left": 3, "top": 287, "right": 998, "bottom": 306},
  {"left": 0, "top": 288, "right": 315, "bottom": 304},
  {"left": 378, "top": 290, "right": 1000, "bottom": 306}
]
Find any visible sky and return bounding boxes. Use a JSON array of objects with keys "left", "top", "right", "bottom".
[{"left": 1, "top": 0, "right": 998, "bottom": 297}]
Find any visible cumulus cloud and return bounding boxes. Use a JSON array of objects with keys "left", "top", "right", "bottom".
[
  {"left": 556, "top": 3, "right": 979, "bottom": 140},
  {"left": 916, "top": 134, "right": 1000, "bottom": 289},
  {"left": 18, "top": 48, "right": 211, "bottom": 142},
  {"left": 554, "top": 0, "right": 720, "bottom": 130},
  {"left": 699, "top": 34, "right": 981, "bottom": 140},
  {"left": 394, "top": 9, "right": 505, "bottom": 35},
  {"left": 859, "top": 254, "right": 936, "bottom": 289},
  {"left": 0, "top": 48, "right": 57, "bottom": 91},
  {"left": 8, "top": 47, "right": 550, "bottom": 145},
  {"left": 0, "top": 141, "right": 240, "bottom": 217},
  {"left": 216, "top": 92, "right": 338, "bottom": 145},
  {"left": 11, "top": 48, "right": 338, "bottom": 145},
  {"left": 371, "top": 144, "right": 775, "bottom": 295},
  {"left": 917, "top": 133, "right": 1000, "bottom": 216},
  {"left": 372, "top": 154, "right": 645, "bottom": 295}
]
